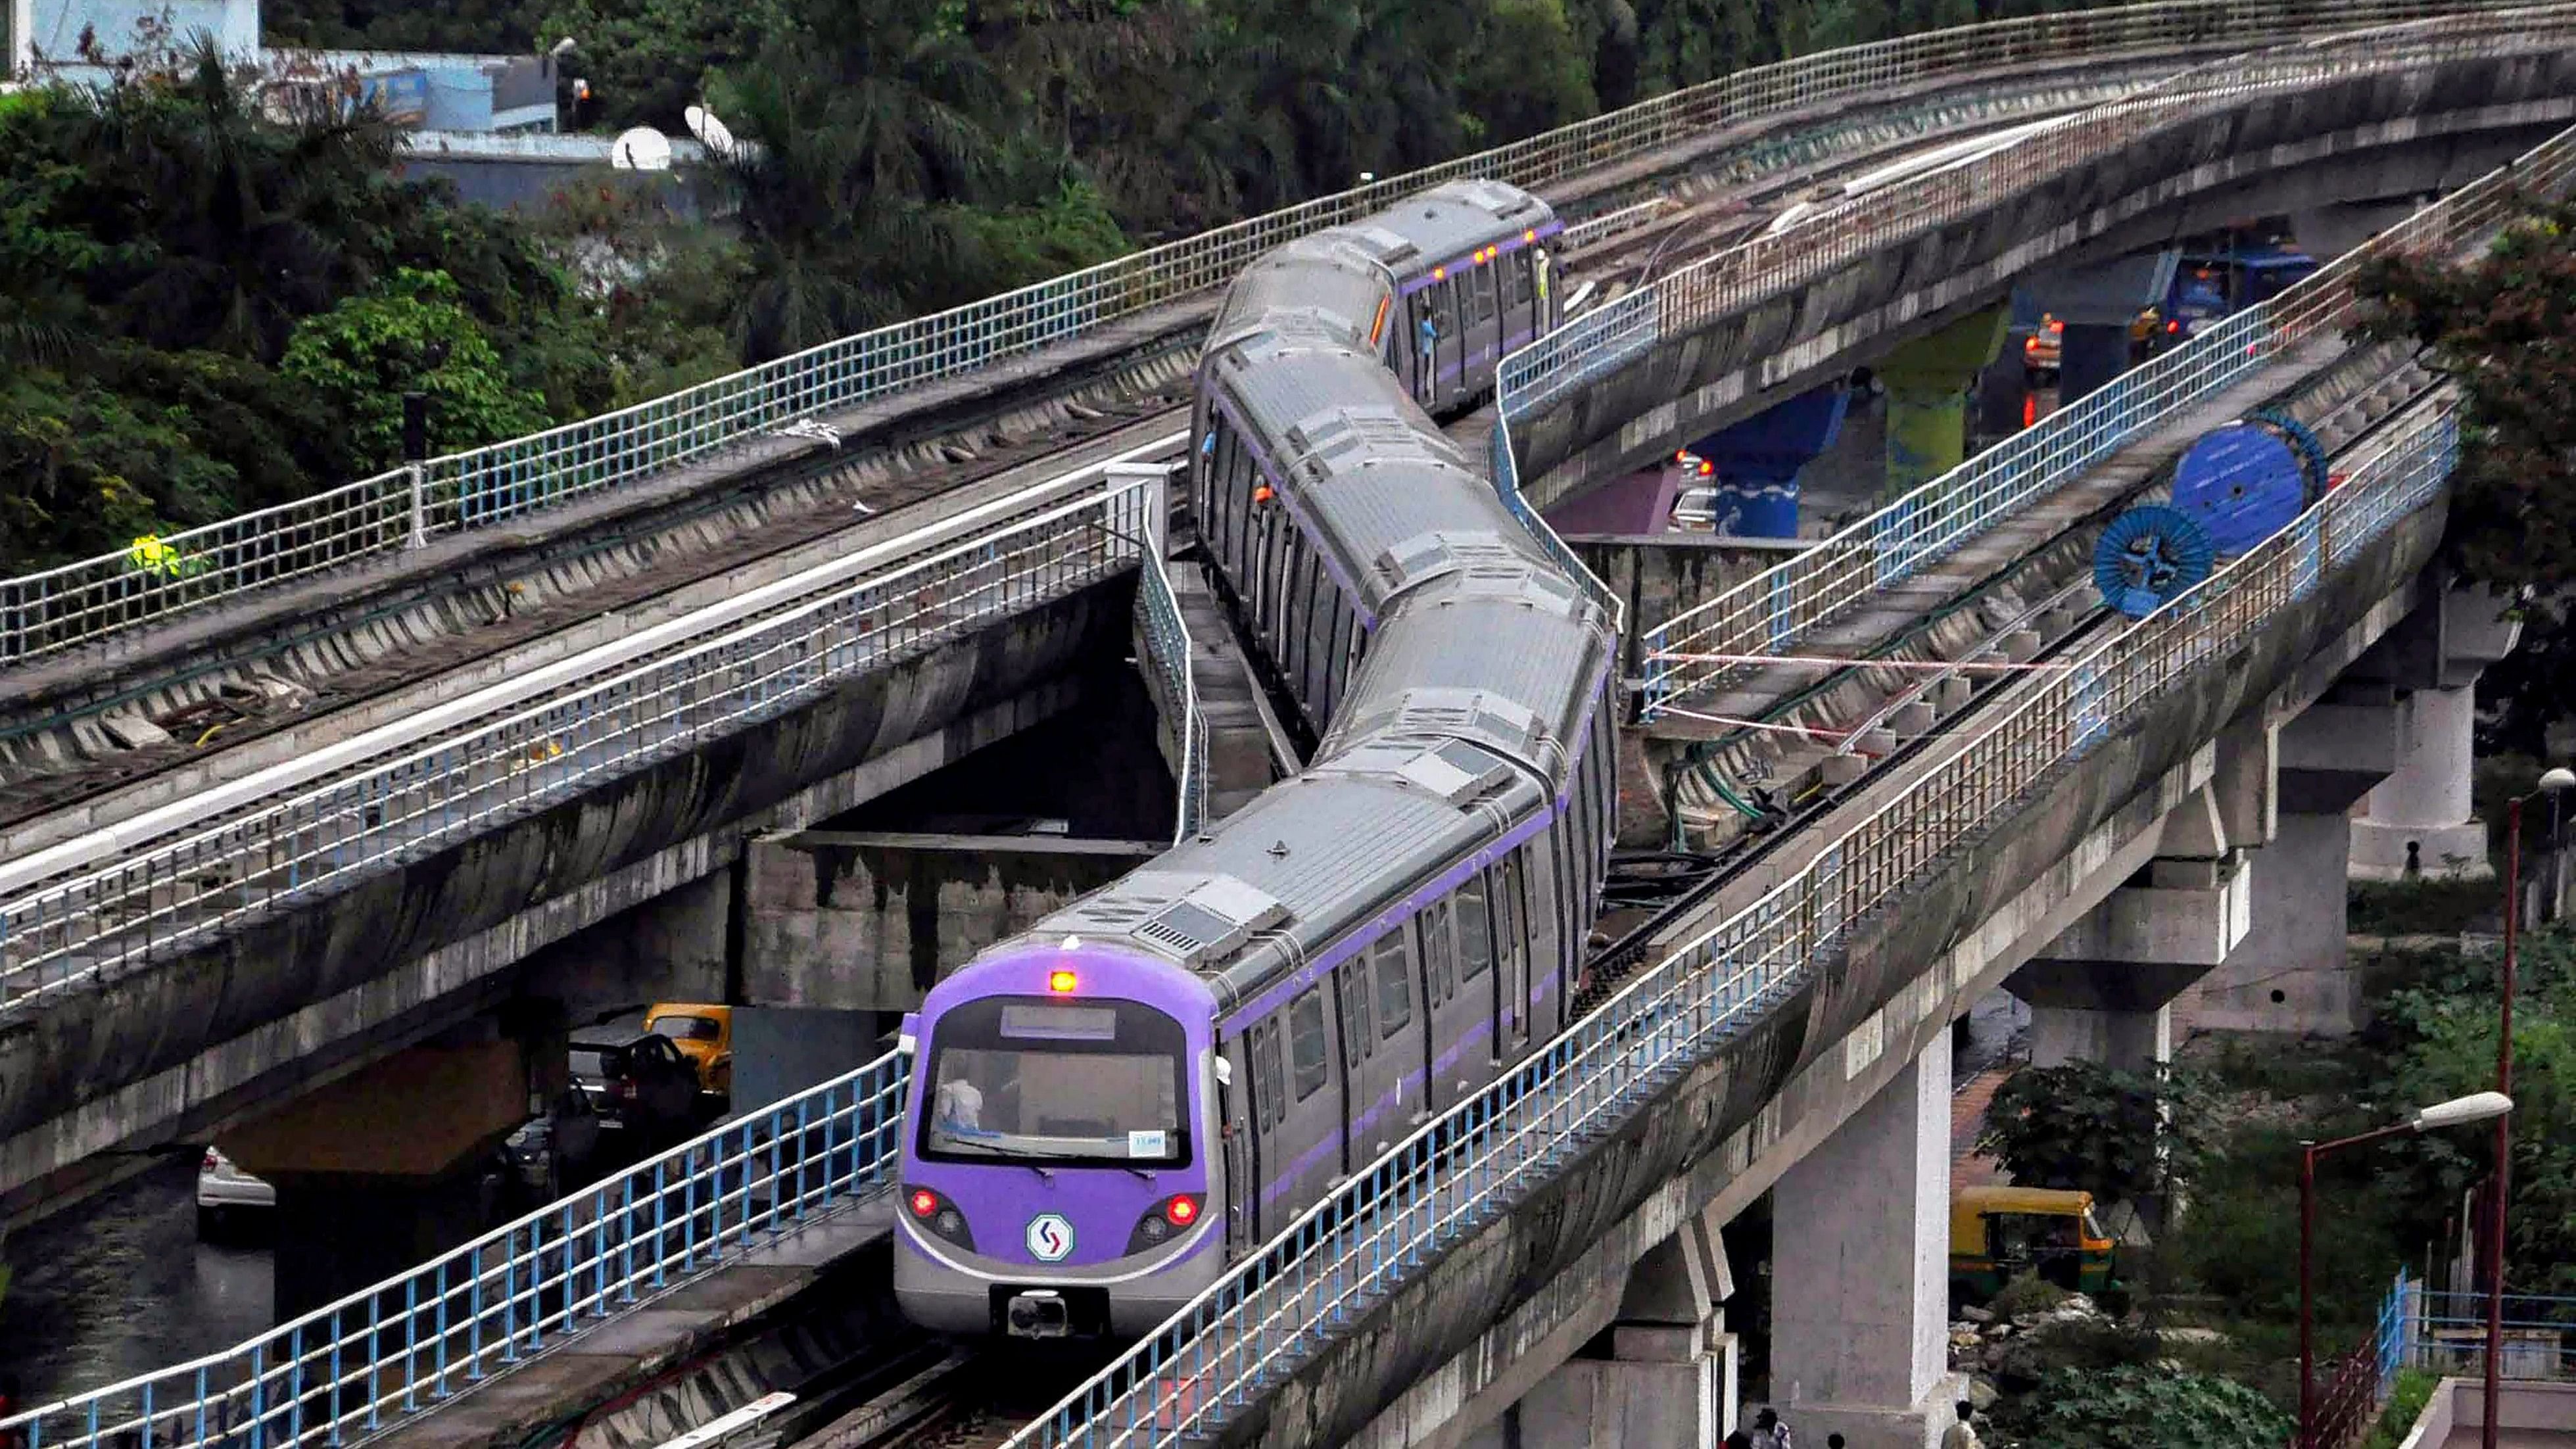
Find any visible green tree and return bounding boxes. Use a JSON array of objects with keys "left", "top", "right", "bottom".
[
  {"left": 280, "top": 269, "right": 550, "bottom": 471},
  {"left": 2354, "top": 197, "right": 2576, "bottom": 752},
  {"left": 2367, "top": 930, "right": 2576, "bottom": 1295},
  {"left": 1977, "top": 1060, "right": 2212, "bottom": 1206}
]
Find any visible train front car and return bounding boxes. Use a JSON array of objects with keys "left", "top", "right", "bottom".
[{"left": 894, "top": 941, "right": 1225, "bottom": 1340}]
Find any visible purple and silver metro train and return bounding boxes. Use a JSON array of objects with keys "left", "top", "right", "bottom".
[{"left": 893, "top": 178, "right": 1617, "bottom": 1340}]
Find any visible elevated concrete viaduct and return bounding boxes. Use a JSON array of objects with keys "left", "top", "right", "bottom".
[
  {"left": 0, "top": 59, "right": 2160, "bottom": 780},
  {"left": 0, "top": 582, "right": 1126, "bottom": 1229},
  {"left": 1231, "top": 445, "right": 2450, "bottom": 1444},
  {"left": 9, "top": 15, "right": 2567, "bottom": 1253},
  {"left": 1509, "top": 47, "right": 2576, "bottom": 512}
]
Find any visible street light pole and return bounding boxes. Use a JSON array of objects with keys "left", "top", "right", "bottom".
[
  {"left": 2487, "top": 796, "right": 2519, "bottom": 1449},
  {"left": 2299, "top": 1093, "right": 2514, "bottom": 1449},
  {"left": 2489, "top": 769, "right": 2576, "bottom": 1449}
]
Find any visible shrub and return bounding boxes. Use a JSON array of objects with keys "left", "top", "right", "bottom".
[{"left": 1988, "top": 1364, "right": 2293, "bottom": 1449}]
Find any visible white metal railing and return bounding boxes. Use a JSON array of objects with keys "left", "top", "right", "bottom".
[
  {"left": 1122, "top": 461, "right": 1210, "bottom": 842},
  {"left": 997, "top": 373, "right": 2465, "bottom": 1449},
  {"left": 0, "top": 0, "right": 2530, "bottom": 667},
  {"left": 0, "top": 469, "right": 1170, "bottom": 1009},
  {"left": 1613, "top": 24, "right": 2576, "bottom": 719},
  {"left": 0, "top": 1053, "right": 909, "bottom": 1449}
]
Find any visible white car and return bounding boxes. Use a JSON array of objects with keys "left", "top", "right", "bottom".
[{"left": 197, "top": 1147, "right": 275, "bottom": 1235}]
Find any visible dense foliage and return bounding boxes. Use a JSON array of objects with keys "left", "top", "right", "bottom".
[
  {"left": 4, "top": 0, "right": 2134, "bottom": 572},
  {"left": 1986, "top": 1364, "right": 2295, "bottom": 1449},
  {"left": 1976, "top": 1060, "right": 2212, "bottom": 1206},
  {"left": 2354, "top": 198, "right": 2576, "bottom": 751},
  {"left": 2364, "top": 928, "right": 2576, "bottom": 1295},
  {"left": 0, "top": 41, "right": 618, "bottom": 567}
]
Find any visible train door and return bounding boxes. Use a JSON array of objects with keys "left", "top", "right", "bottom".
[
  {"left": 1525, "top": 831, "right": 1569, "bottom": 1035},
  {"left": 1245, "top": 1019, "right": 1285, "bottom": 1241},
  {"left": 1406, "top": 291, "right": 1437, "bottom": 408},
  {"left": 1492, "top": 853, "right": 1533, "bottom": 1061},
  {"left": 1454, "top": 874, "right": 1497, "bottom": 1068},
  {"left": 1340, "top": 933, "right": 1418, "bottom": 1162},
  {"left": 1438, "top": 276, "right": 1469, "bottom": 406},
  {"left": 1333, "top": 957, "right": 1377, "bottom": 1176},
  {"left": 1373, "top": 932, "right": 1423, "bottom": 1146},
  {"left": 1416, "top": 899, "right": 1475, "bottom": 1113},
  {"left": 1281, "top": 987, "right": 1341, "bottom": 1212},
  {"left": 1222, "top": 1036, "right": 1257, "bottom": 1253}
]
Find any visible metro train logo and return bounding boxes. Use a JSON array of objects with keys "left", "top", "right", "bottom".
[{"left": 1026, "top": 1212, "right": 1075, "bottom": 1262}]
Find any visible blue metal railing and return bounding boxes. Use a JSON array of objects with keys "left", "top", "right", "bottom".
[
  {"left": 991, "top": 383, "right": 2465, "bottom": 1448},
  {"left": 0, "top": 1057, "right": 907, "bottom": 1449}
]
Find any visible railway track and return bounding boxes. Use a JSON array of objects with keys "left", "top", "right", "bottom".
[
  {"left": 1573, "top": 354, "right": 2453, "bottom": 1012},
  {"left": 0, "top": 99, "right": 2129, "bottom": 897}
]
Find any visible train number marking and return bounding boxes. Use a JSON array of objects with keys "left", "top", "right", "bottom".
[{"left": 1027, "top": 1212, "right": 1076, "bottom": 1262}]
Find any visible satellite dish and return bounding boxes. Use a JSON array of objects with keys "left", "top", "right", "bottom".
[
  {"left": 611, "top": 126, "right": 672, "bottom": 171},
  {"left": 683, "top": 105, "right": 738, "bottom": 159}
]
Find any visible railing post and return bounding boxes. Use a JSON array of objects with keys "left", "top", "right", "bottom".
[{"left": 404, "top": 465, "right": 427, "bottom": 550}]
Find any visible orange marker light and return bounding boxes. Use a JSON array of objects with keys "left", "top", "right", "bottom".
[
  {"left": 1433, "top": 266, "right": 1446, "bottom": 281},
  {"left": 1048, "top": 969, "right": 1079, "bottom": 993},
  {"left": 1524, "top": 229, "right": 1538, "bottom": 243}
]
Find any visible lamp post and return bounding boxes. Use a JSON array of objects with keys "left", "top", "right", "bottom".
[
  {"left": 2300, "top": 1091, "right": 2515, "bottom": 1449},
  {"left": 2487, "top": 769, "right": 2576, "bottom": 1449}
]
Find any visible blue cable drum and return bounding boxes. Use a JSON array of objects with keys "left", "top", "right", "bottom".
[
  {"left": 2094, "top": 504, "right": 2217, "bottom": 619},
  {"left": 2247, "top": 406, "right": 2330, "bottom": 502},
  {"left": 2168, "top": 420, "right": 2317, "bottom": 557}
]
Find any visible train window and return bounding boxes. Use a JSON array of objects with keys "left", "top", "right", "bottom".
[
  {"left": 1418, "top": 899, "right": 1456, "bottom": 1005},
  {"left": 1289, "top": 989, "right": 1329, "bottom": 1100},
  {"left": 1337, "top": 962, "right": 1373, "bottom": 1063},
  {"left": 1373, "top": 934, "right": 1412, "bottom": 1037},
  {"left": 1456, "top": 878, "right": 1492, "bottom": 980},
  {"left": 1252, "top": 1022, "right": 1286, "bottom": 1128},
  {"left": 1305, "top": 573, "right": 1338, "bottom": 705}
]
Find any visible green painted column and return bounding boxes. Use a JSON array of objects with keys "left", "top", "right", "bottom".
[{"left": 1879, "top": 305, "right": 2011, "bottom": 500}]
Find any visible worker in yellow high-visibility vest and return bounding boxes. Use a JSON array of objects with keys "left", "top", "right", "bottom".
[{"left": 127, "top": 534, "right": 185, "bottom": 581}]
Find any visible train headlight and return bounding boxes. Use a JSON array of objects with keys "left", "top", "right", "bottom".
[
  {"left": 902, "top": 1183, "right": 975, "bottom": 1250},
  {"left": 1126, "top": 1193, "right": 1205, "bottom": 1254}
]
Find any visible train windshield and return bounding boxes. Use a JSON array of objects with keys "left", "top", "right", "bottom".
[{"left": 919, "top": 995, "right": 1191, "bottom": 1168}]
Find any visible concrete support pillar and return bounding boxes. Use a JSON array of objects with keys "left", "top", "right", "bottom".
[
  {"left": 2350, "top": 686, "right": 2489, "bottom": 880},
  {"left": 1771, "top": 1031, "right": 1953, "bottom": 1449},
  {"left": 2028, "top": 1004, "right": 2171, "bottom": 1073},
  {"left": 1692, "top": 384, "right": 1852, "bottom": 539},
  {"left": 1880, "top": 308, "right": 2010, "bottom": 500},
  {"left": 2057, "top": 322, "right": 2129, "bottom": 406},
  {"left": 2180, "top": 697, "right": 2399, "bottom": 1035},
  {"left": 2012, "top": 784, "right": 2254, "bottom": 1067},
  {"left": 220, "top": 1024, "right": 540, "bottom": 1319},
  {"left": 1473, "top": 1208, "right": 1741, "bottom": 1449}
]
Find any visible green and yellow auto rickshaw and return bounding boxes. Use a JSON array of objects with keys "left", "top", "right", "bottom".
[{"left": 1949, "top": 1185, "right": 2119, "bottom": 1302}]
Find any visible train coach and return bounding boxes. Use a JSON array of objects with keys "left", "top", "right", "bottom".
[
  {"left": 1191, "top": 179, "right": 1565, "bottom": 736},
  {"left": 892, "top": 178, "right": 1614, "bottom": 1342}
]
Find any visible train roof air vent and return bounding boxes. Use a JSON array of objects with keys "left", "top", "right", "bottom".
[
  {"left": 1396, "top": 742, "right": 1514, "bottom": 805},
  {"left": 1348, "top": 225, "right": 1419, "bottom": 267},
  {"left": 1135, "top": 874, "right": 1290, "bottom": 967}
]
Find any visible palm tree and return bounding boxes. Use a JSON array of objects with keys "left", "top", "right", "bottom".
[
  {"left": 712, "top": 0, "right": 1020, "bottom": 362},
  {"left": 64, "top": 34, "right": 405, "bottom": 362}
]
